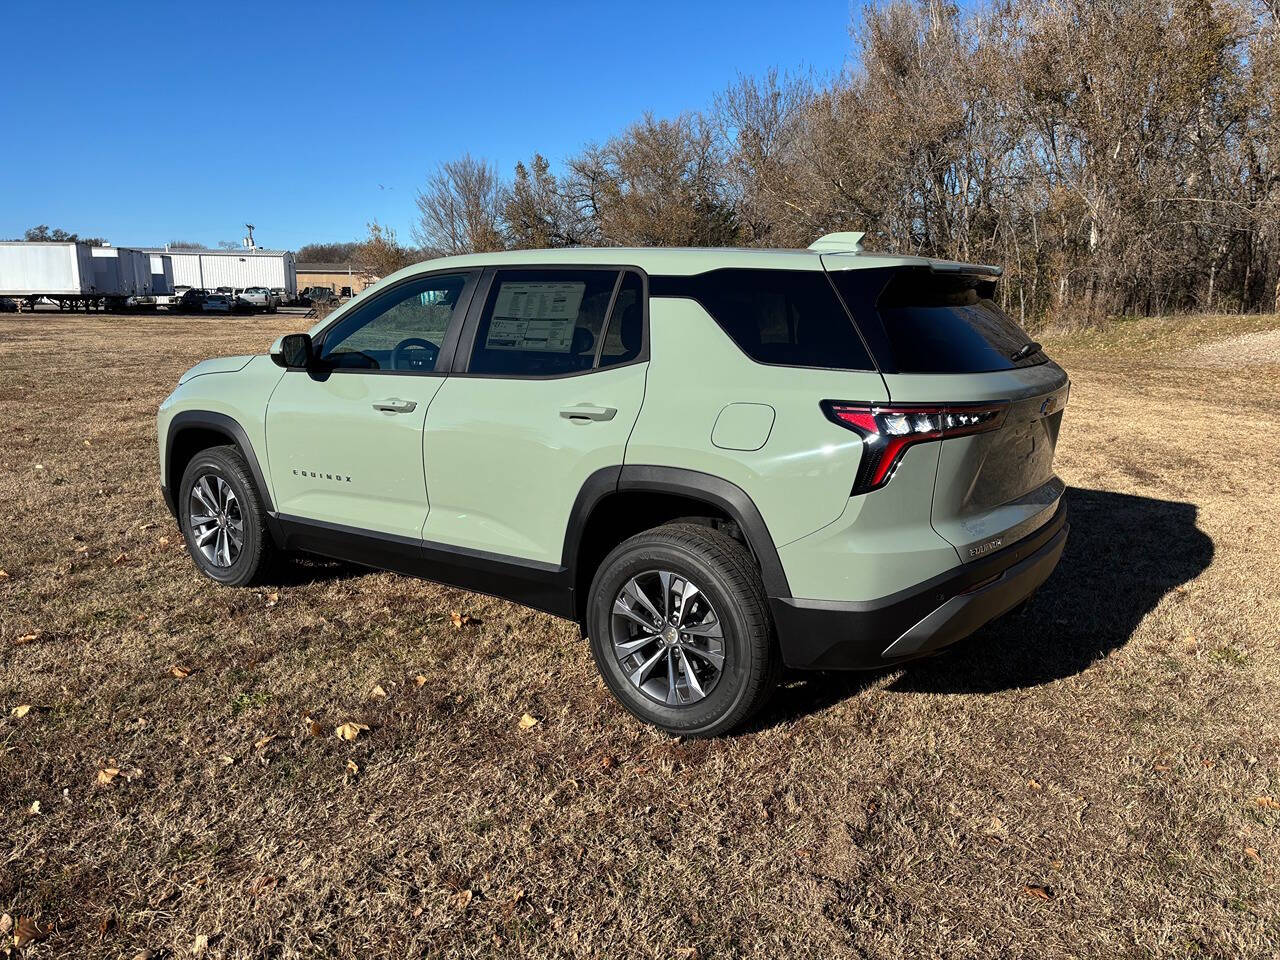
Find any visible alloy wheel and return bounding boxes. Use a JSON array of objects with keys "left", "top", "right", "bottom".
[
  {"left": 188, "top": 473, "right": 244, "bottom": 568},
  {"left": 610, "top": 570, "right": 725, "bottom": 706}
]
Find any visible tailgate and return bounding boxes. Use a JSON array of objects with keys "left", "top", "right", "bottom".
[{"left": 929, "top": 368, "right": 1068, "bottom": 558}]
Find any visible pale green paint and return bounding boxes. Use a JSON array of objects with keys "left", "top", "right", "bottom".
[
  {"left": 421, "top": 363, "right": 647, "bottom": 564},
  {"left": 777, "top": 445, "right": 961, "bottom": 602},
  {"left": 711, "top": 403, "right": 775, "bottom": 452},
  {"left": 177, "top": 354, "right": 253, "bottom": 384},
  {"left": 264, "top": 370, "right": 445, "bottom": 540},
  {"left": 880, "top": 363, "right": 1069, "bottom": 561},
  {"left": 625, "top": 297, "right": 888, "bottom": 550},
  {"left": 156, "top": 355, "right": 285, "bottom": 494}
]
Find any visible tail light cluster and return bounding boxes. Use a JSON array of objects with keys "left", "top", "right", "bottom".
[{"left": 822, "top": 400, "right": 1009, "bottom": 495}]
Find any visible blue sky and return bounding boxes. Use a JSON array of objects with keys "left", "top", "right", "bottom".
[{"left": 0, "top": 1, "right": 855, "bottom": 251}]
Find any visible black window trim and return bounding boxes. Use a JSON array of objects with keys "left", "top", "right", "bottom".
[
  {"left": 305, "top": 267, "right": 482, "bottom": 378},
  {"left": 451, "top": 264, "right": 651, "bottom": 380},
  {"left": 649, "top": 267, "right": 881, "bottom": 375}
]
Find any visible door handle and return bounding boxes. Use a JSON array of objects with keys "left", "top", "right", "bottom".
[
  {"left": 372, "top": 398, "right": 417, "bottom": 413},
  {"left": 559, "top": 403, "right": 617, "bottom": 423}
]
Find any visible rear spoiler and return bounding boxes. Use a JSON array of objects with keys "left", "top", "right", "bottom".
[{"left": 927, "top": 260, "right": 1003, "bottom": 279}]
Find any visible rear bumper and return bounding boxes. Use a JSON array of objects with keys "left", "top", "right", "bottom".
[{"left": 770, "top": 505, "right": 1068, "bottom": 669}]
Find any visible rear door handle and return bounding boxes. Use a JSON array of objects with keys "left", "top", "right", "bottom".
[
  {"left": 559, "top": 403, "right": 617, "bottom": 423},
  {"left": 372, "top": 398, "right": 417, "bottom": 413}
]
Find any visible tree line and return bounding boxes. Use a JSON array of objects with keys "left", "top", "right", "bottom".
[{"left": 393, "top": 0, "right": 1279, "bottom": 326}]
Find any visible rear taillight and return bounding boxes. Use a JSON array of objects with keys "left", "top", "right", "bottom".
[{"left": 822, "top": 400, "right": 1009, "bottom": 495}]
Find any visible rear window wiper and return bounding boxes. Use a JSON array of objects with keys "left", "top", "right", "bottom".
[{"left": 1009, "top": 340, "right": 1042, "bottom": 362}]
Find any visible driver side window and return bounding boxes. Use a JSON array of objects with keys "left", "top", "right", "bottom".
[{"left": 318, "top": 272, "right": 472, "bottom": 372}]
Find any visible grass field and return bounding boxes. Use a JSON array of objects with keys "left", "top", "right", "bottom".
[{"left": 1, "top": 310, "right": 1278, "bottom": 959}]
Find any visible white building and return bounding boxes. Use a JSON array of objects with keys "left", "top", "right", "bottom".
[{"left": 143, "top": 248, "right": 297, "bottom": 295}]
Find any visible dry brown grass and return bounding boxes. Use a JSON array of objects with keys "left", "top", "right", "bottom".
[{"left": 1, "top": 310, "right": 1278, "bottom": 959}]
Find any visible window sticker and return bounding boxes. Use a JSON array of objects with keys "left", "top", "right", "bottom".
[{"left": 485, "top": 281, "right": 585, "bottom": 353}]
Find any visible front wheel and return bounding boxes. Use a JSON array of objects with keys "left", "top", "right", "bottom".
[
  {"left": 178, "top": 446, "right": 276, "bottom": 587},
  {"left": 586, "top": 523, "right": 779, "bottom": 736}
]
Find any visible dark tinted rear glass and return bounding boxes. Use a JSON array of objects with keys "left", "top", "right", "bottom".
[
  {"left": 650, "top": 269, "right": 874, "bottom": 371},
  {"left": 832, "top": 267, "right": 1043, "bottom": 374}
]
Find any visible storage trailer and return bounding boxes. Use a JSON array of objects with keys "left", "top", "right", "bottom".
[{"left": 0, "top": 241, "right": 108, "bottom": 309}]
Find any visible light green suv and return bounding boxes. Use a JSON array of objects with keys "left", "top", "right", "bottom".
[{"left": 157, "top": 234, "right": 1069, "bottom": 735}]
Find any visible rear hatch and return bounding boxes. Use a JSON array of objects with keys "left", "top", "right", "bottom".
[{"left": 827, "top": 262, "right": 1069, "bottom": 560}]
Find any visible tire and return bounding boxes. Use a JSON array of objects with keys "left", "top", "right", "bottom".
[
  {"left": 178, "top": 445, "right": 277, "bottom": 587},
  {"left": 586, "top": 523, "right": 779, "bottom": 736}
]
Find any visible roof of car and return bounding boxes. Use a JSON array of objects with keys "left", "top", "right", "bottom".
[{"left": 383, "top": 245, "right": 1001, "bottom": 279}]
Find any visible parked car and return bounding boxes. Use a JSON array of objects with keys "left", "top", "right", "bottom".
[
  {"left": 298, "top": 286, "right": 340, "bottom": 307},
  {"left": 0, "top": 296, "right": 18, "bottom": 312},
  {"left": 157, "top": 236, "right": 1069, "bottom": 736},
  {"left": 201, "top": 294, "right": 235, "bottom": 313},
  {"left": 270, "top": 287, "right": 292, "bottom": 307},
  {"left": 173, "top": 288, "right": 208, "bottom": 311},
  {"left": 237, "top": 287, "right": 279, "bottom": 313}
]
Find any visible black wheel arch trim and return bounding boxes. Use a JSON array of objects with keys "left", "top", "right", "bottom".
[
  {"left": 165, "top": 411, "right": 275, "bottom": 514},
  {"left": 561, "top": 464, "right": 790, "bottom": 599}
]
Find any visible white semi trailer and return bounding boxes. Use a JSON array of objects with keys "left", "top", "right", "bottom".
[{"left": 0, "top": 241, "right": 111, "bottom": 309}]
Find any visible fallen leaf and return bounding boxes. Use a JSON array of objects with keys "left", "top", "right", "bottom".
[
  {"left": 158, "top": 537, "right": 170, "bottom": 548},
  {"left": 132, "top": 950, "right": 155, "bottom": 960},
  {"left": 1244, "top": 846, "right": 1262, "bottom": 864},
  {"left": 13, "top": 916, "right": 46, "bottom": 947},
  {"left": 1027, "top": 779, "right": 1043, "bottom": 790},
  {"left": 11, "top": 704, "right": 32, "bottom": 718},
  {"left": 1254, "top": 796, "right": 1280, "bottom": 810},
  {"left": 16, "top": 633, "right": 38, "bottom": 645},
  {"left": 413, "top": 674, "right": 427, "bottom": 688},
  {"left": 265, "top": 592, "right": 279, "bottom": 607},
  {"left": 452, "top": 889, "right": 473, "bottom": 910},
  {"left": 193, "top": 932, "right": 209, "bottom": 954},
  {"left": 254, "top": 735, "right": 277, "bottom": 751},
  {"left": 28, "top": 800, "right": 40, "bottom": 815},
  {"left": 335, "top": 722, "right": 369, "bottom": 742},
  {"left": 346, "top": 759, "right": 359, "bottom": 776},
  {"left": 220, "top": 755, "right": 235, "bottom": 766},
  {"left": 1022, "top": 883, "right": 1054, "bottom": 901},
  {"left": 0, "top": 914, "right": 10, "bottom": 935},
  {"left": 600, "top": 754, "right": 617, "bottom": 770},
  {"left": 1153, "top": 763, "right": 1170, "bottom": 772},
  {"left": 450, "top": 611, "right": 481, "bottom": 629},
  {"left": 369, "top": 684, "right": 387, "bottom": 700},
  {"left": 308, "top": 720, "right": 325, "bottom": 737},
  {"left": 139, "top": 522, "right": 158, "bottom": 531},
  {"left": 0, "top": 569, "right": 9, "bottom": 580},
  {"left": 517, "top": 713, "right": 540, "bottom": 730},
  {"left": 169, "top": 665, "right": 192, "bottom": 679},
  {"left": 96, "top": 767, "right": 121, "bottom": 786}
]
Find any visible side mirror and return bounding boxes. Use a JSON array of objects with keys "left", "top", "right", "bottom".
[{"left": 270, "top": 333, "right": 314, "bottom": 369}]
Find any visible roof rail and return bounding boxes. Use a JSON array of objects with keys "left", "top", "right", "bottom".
[{"left": 808, "top": 231, "right": 865, "bottom": 253}]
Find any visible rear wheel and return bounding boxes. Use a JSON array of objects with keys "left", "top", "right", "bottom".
[
  {"left": 178, "top": 446, "right": 276, "bottom": 587},
  {"left": 587, "top": 523, "right": 779, "bottom": 736}
]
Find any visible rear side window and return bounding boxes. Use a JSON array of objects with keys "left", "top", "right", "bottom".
[
  {"left": 599, "top": 271, "right": 644, "bottom": 368},
  {"left": 650, "top": 269, "right": 874, "bottom": 371},
  {"left": 831, "top": 268, "right": 1044, "bottom": 374},
  {"left": 468, "top": 269, "right": 619, "bottom": 376}
]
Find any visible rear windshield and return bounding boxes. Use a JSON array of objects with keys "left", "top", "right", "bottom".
[
  {"left": 830, "top": 267, "right": 1044, "bottom": 374},
  {"left": 650, "top": 269, "right": 874, "bottom": 371}
]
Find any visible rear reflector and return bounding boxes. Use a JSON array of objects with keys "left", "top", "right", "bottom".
[{"left": 822, "top": 400, "right": 1009, "bottom": 494}]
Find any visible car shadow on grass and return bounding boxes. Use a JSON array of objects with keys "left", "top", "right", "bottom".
[{"left": 747, "top": 487, "right": 1214, "bottom": 729}]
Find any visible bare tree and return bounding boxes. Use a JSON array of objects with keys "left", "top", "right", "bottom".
[{"left": 413, "top": 154, "right": 506, "bottom": 256}]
